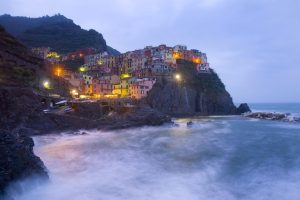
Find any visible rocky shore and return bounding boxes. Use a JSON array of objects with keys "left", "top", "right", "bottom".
[
  {"left": 0, "top": 24, "right": 171, "bottom": 194},
  {"left": 0, "top": 129, "right": 48, "bottom": 197},
  {"left": 0, "top": 25, "right": 250, "bottom": 197},
  {"left": 244, "top": 112, "right": 300, "bottom": 123},
  {"left": 0, "top": 86, "right": 171, "bottom": 197}
]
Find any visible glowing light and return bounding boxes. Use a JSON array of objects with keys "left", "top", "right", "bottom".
[
  {"left": 193, "top": 57, "right": 201, "bottom": 64},
  {"left": 121, "top": 73, "right": 131, "bottom": 79},
  {"left": 173, "top": 52, "right": 181, "bottom": 59},
  {"left": 70, "top": 89, "right": 78, "bottom": 96},
  {"left": 56, "top": 68, "right": 61, "bottom": 76},
  {"left": 175, "top": 74, "right": 181, "bottom": 81},
  {"left": 94, "top": 94, "right": 101, "bottom": 98},
  {"left": 43, "top": 81, "right": 50, "bottom": 89},
  {"left": 79, "top": 67, "right": 86, "bottom": 72},
  {"left": 47, "top": 52, "right": 60, "bottom": 59},
  {"left": 104, "top": 94, "right": 118, "bottom": 98}
]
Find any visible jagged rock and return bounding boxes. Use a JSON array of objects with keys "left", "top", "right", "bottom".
[
  {"left": 0, "top": 26, "right": 49, "bottom": 195},
  {"left": 294, "top": 117, "right": 300, "bottom": 122},
  {"left": 245, "top": 112, "right": 287, "bottom": 120},
  {"left": 0, "top": 129, "right": 48, "bottom": 196},
  {"left": 244, "top": 112, "right": 300, "bottom": 123},
  {"left": 237, "top": 103, "right": 251, "bottom": 114}
]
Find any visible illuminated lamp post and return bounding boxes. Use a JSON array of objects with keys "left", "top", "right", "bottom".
[
  {"left": 43, "top": 81, "right": 50, "bottom": 89},
  {"left": 56, "top": 68, "right": 61, "bottom": 76},
  {"left": 174, "top": 73, "right": 183, "bottom": 87},
  {"left": 79, "top": 67, "right": 86, "bottom": 72},
  {"left": 175, "top": 73, "right": 181, "bottom": 81}
]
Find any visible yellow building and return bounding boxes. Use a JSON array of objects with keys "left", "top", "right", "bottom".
[
  {"left": 112, "top": 74, "right": 131, "bottom": 97},
  {"left": 120, "top": 78, "right": 130, "bottom": 97},
  {"left": 112, "top": 84, "right": 121, "bottom": 97}
]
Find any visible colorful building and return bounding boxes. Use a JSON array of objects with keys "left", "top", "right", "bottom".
[
  {"left": 77, "top": 44, "right": 210, "bottom": 98},
  {"left": 83, "top": 74, "right": 93, "bottom": 94},
  {"left": 92, "top": 78, "right": 113, "bottom": 96},
  {"left": 130, "top": 78, "right": 156, "bottom": 99}
]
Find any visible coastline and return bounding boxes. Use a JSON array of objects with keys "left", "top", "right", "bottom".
[{"left": 244, "top": 112, "right": 300, "bottom": 123}]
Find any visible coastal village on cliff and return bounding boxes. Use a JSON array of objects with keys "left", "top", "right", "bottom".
[{"left": 32, "top": 44, "right": 210, "bottom": 100}]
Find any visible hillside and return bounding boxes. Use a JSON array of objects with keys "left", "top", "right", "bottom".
[
  {"left": 0, "top": 25, "right": 42, "bottom": 86},
  {"left": 0, "top": 14, "right": 120, "bottom": 55}
]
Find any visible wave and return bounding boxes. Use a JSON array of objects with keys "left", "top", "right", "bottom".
[{"left": 6, "top": 117, "right": 300, "bottom": 200}]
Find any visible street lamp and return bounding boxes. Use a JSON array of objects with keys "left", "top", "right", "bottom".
[
  {"left": 175, "top": 74, "right": 181, "bottom": 81},
  {"left": 57, "top": 68, "right": 61, "bottom": 76},
  {"left": 43, "top": 81, "right": 50, "bottom": 89},
  {"left": 79, "top": 67, "right": 86, "bottom": 72}
]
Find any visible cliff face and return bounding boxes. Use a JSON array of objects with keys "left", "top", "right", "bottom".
[
  {"left": 0, "top": 26, "right": 48, "bottom": 195},
  {"left": 0, "top": 129, "right": 48, "bottom": 196},
  {"left": 146, "top": 60, "right": 237, "bottom": 116}
]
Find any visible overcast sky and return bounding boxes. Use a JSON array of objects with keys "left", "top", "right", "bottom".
[{"left": 1, "top": 0, "right": 300, "bottom": 103}]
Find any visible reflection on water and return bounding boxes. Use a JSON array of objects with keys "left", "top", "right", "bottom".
[{"left": 9, "top": 117, "right": 300, "bottom": 200}]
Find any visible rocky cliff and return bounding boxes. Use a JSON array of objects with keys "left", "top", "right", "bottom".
[
  {"left": 146, "top": 60, "right": 238, "bottom": 116},
  {"left": 0, "top": 129, "right": 48, "bottom": 197},
  {"left": 0, "top": 26, "right": 48, "bottom": 196}
]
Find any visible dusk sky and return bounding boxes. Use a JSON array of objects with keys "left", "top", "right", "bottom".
[{"left": 1, "top": 0, "right": 299, "bottom": 103}]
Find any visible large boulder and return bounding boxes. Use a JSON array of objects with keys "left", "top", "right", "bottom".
[
  {"left": 0, "top": 129, "right": 48, "bottom": 196},
  {"left": 237, "top": 103, "right": 251, "bottom": 114}
]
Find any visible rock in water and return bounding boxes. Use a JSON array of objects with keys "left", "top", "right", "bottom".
[
  {"left": 237, "top": 103, "right": 251, "bottom": 114},
  {"left": 0, "top": 129, "right": 48, "bottom": 196}
]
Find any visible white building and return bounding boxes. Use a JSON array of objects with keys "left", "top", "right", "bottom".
[{"left": 174, "top": 45, "right": 187, "bottom": 52}]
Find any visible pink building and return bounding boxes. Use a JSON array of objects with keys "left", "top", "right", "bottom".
[
  {"left": 130, "top": 78, "right": 156, "bottom": 99},
  {"left": 92, "top": 78, "right": 113, "bottom": 96}
]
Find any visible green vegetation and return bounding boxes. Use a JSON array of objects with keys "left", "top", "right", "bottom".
[
  {"left": 0, "top": 14, "right": 120, "bottom": 54},
  {"left": 12, "top": 66, "right": 35, "bottom": 83},
  {"left": 20, "top": 22, "right": 107, "bottom": 54}
]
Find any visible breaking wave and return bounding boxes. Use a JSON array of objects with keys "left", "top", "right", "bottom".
[{"left": 6, "top": 116, "right": 300, "bottom": 200}]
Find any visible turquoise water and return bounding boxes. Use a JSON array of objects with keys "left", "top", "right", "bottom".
[{"left": 6, "top": 104, "right": 300, "bottom": 200}]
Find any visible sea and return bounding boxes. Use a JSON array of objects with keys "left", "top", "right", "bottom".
[{"left": 6, "top": 103, "right": 300, "bottom": 200}]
